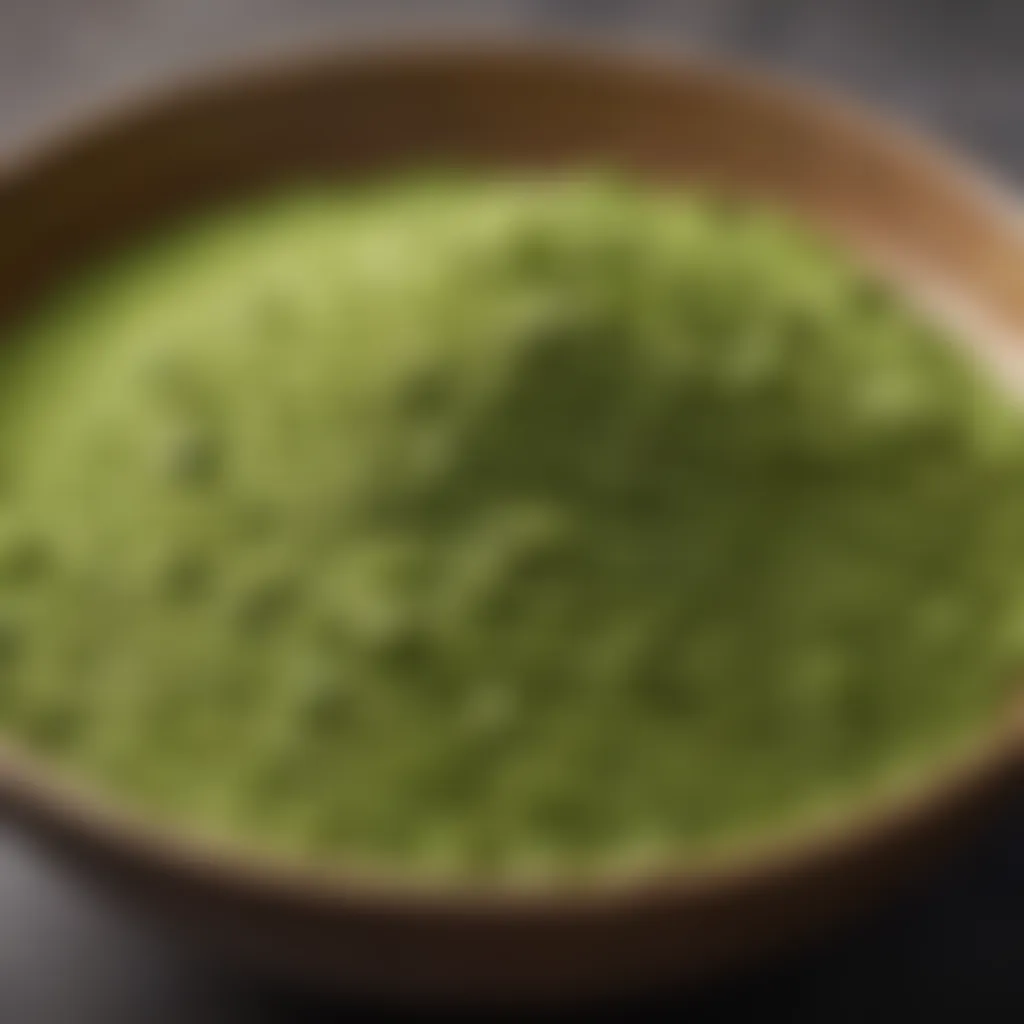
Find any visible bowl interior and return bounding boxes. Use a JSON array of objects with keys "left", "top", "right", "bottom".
[{"left": 1, "top": 44, "right": 1022, "bottom": 355}]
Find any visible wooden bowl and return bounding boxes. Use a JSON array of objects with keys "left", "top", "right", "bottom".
[{"left": 2, "top": 40, "right": 1024, "bottom": 1006}]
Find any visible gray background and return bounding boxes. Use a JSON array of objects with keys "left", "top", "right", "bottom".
[{"left": 1, "top": 1, "right": 1023, "bottom": 1020}]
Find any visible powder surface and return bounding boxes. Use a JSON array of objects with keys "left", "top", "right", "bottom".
[{"left": 2, "top": 175, "right": 1023, "bottom": 879}]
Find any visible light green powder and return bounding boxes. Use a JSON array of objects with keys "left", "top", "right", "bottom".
[{"left": 1, "top": 174, "right": 1023, "bottom": 879}]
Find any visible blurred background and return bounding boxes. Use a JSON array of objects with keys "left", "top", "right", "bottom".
[{"left": 1, "top": 1, "right": 1023, "bottom": 1020}]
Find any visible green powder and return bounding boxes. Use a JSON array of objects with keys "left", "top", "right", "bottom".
[{"left": 1, "top": 174, "right": 1024, "bottom": 879}]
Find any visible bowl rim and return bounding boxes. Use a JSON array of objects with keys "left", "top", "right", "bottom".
[{"left": 2, "top": 35, "right": 1024, "bottom": 917}]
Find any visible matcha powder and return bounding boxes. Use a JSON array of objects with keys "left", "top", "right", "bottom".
[{"left": 2, "top": 175, "right": 1024, "bottom": 880}]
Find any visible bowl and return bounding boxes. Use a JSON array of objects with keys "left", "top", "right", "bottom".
[{"left": 2, "top": 39, "right": 1024, "bottom": 1006}]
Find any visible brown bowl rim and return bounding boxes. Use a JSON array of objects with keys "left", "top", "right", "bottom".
[{"left": 2, "top": 36, "right": 1024, "bottom": 918}]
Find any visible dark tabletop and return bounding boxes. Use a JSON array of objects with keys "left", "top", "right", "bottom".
[{"left": 2, "top": 2, "right": 1024, "bottom": 1020}]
